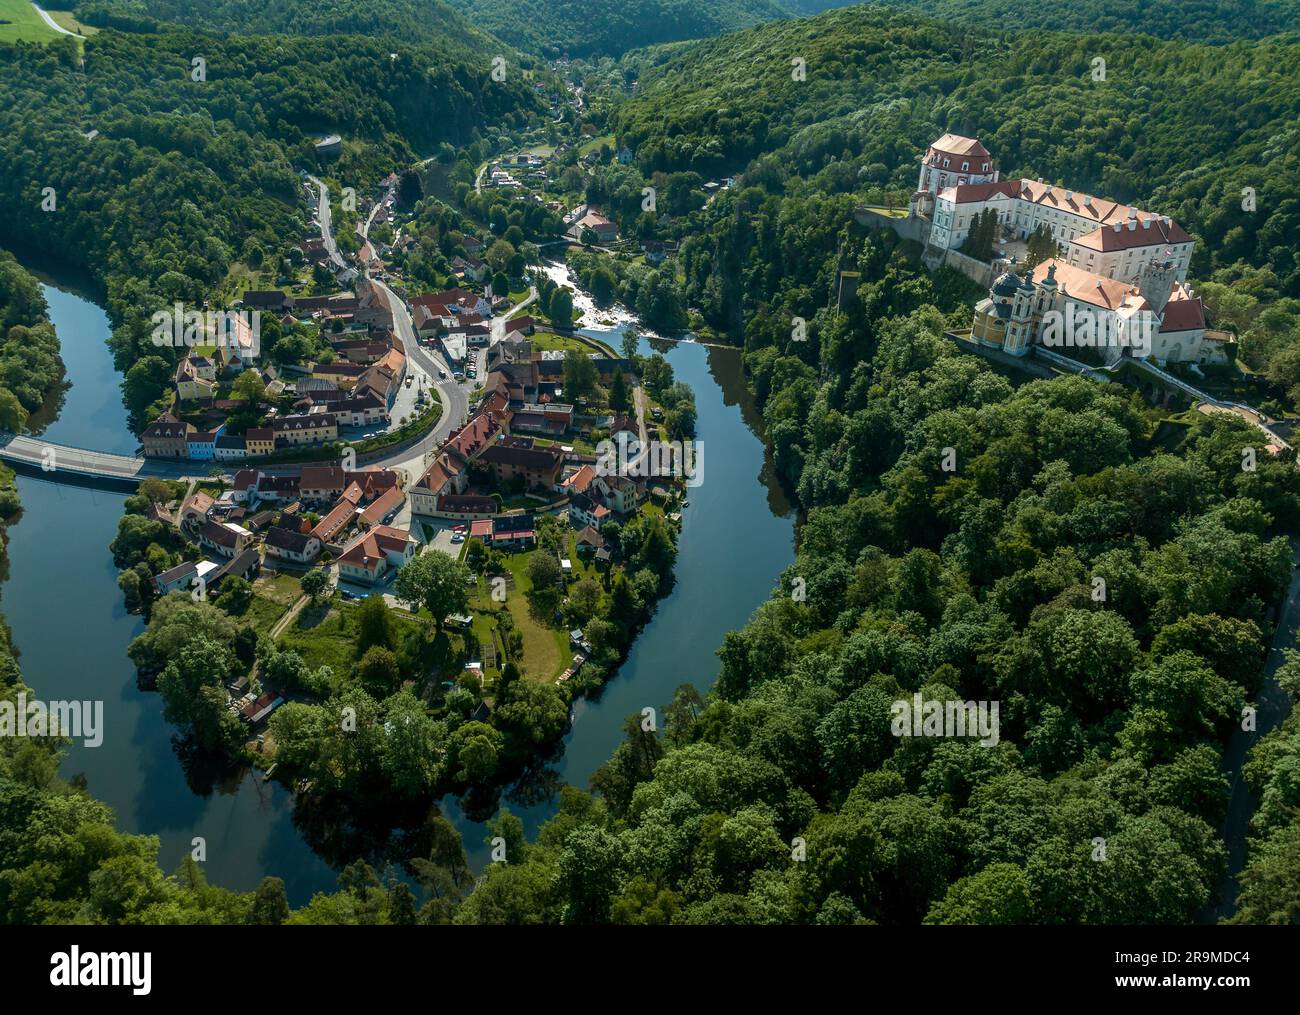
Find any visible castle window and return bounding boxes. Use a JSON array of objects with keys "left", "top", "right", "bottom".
[{"left": 962, "top": 162, "right": 969, "bottom": 171}]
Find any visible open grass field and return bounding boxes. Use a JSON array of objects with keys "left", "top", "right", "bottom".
[{"left": 0, "top": 1, "right": 60, "bottom": 43}]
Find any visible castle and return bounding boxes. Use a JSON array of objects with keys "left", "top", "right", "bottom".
[{"left": 912, "top": 134, "right": 1226, "bottom": 366}]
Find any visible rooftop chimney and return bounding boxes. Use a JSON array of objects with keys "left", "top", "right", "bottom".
[
  {"left": 1113, "top": 223, "right": 1122, "bottom": 232},
  {"left": 1084, "top": 195, "right": 1092, "bottom": 207},
  {"left": 1066, "top": 191, "right": 1073, "bottom": 200},
  {"left": 1128, "top": 220, "right": 1137, "bottom": 231}
]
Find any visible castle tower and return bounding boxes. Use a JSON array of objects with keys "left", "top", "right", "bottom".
[
  {"left": 1137, "top": 254, "right": 1177, "bottom": 320},
  {"left": 1003, "top": 276, "right": 1035, "bottom": 357}
]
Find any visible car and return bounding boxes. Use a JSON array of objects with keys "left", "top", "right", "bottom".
[
  {"left": 339, "top": 589, "right": 355, "bottom": 600},
  {"left": 452, "top": 524, "right": 467, "bottom": 533},
  {"left": 450, "top": 534, "right": 464, "bottom": 544},
  {"left": 438, "top": 368, "right": 447, "bottom": 379},
  {"left": 404, "top": 375, "right": 413, "bottom": 387}
]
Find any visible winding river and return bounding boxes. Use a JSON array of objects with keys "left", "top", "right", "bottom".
[{"left": 1, "top": 265, "right": 796, "bottom": 902}]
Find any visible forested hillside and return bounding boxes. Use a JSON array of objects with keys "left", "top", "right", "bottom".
[
  {"left": 855, "top": 0, "right": 1300, "bottom": 44},
  {"left": 446, "top": 6, "right": 1300, "bottom": 924},
  {"left": 461, "top": 0, "right": 806, "bottom": 58},
  {"left": 0, "top": 253, "right": 64, "bottom": 435},
  {"left": 0, "top": 27, "right": 543, "bottom": 428},
  {"left": 611, "top": 6, "right": 1300, "bottom": 402},
  {"left": 70, "top": 0, "right": 499, "bottom": 49},
  {"left": 457, "top": 243, "right": 1300, "bottom": 924}
]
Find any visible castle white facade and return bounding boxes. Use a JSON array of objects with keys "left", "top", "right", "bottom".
[{"left": 916, "top": 134, "right": 1222, "bottom": 366}]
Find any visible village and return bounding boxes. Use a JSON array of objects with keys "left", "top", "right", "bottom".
[{"left": 121, "top": 163, "right": 690, "bottom": 746}]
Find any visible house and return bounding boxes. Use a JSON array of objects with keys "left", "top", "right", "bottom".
[
  {"left": 240, "top": 691, "right": 284, "bottom": 726},
  {"left": 179, "top": 490, "right": 215, "bottom": 531},
  {"left": 608, "top": 414, "right": 638, "bottom": 439},
  {"left": 336, "top": 525, "right": 416, "bottom": 585},
  {"left": 436, "top": 494, "right": 497, "bottom": 519},
  {"left": 207, "top": 546, "right": 262, "bottom": 590},
  {"left": 358, "top": 485, "right": 405, "bottom": 528},
  {"left": 313, "top": 361, "right": 370, "bottom": 387},
  {"left": 569, "top": 210, "right": 618, "bottom": 243},
  {"left": 487, "top": 513, "right": 537, "bottom": 549},
  {"left": 198, "top": 520, "right": 254, "bottom": 559},
  {"left": 176, "top": 358, "right": 216, "bottom": 402},
  {"left": 575, "top": 526, "right": 606, "bottom": 556},
  {"left": 154, "top": 560, "right": 199, "bottom": 596},
  {"left": 244, "top": 427, "right": 275, "bottom": 457},
  {"left": 332, "top": 391, "right": 389, "bottom": 427},
  {"left": 594, "top": 473, "right": 643, "bottom": 515},
  {"left": 141, "top": 417, "right": 194, "bottom": 458},
  {"left": 241, "top": 290, "right": 290, "bottom": 313},
  {"left": 480, "top": 439, "right": 564, "bottom": 490},
  {"left": 299, "top": 465, "right": 350, "bottom": 502},
  {"left": 231, "top": 469, "right": 261, "bottom": 504},
  {"left": 569, "top": 492, "right": 611, "bottom": 530},
  {"left": 264, "top": 525, "right": 322, "bottom": 564},
  {"left": 213, "top": 433, "right": 247, "bottom": 462},
  {"left": 186, "top": 429, "right": 220, "bottom": 461},
  {"left": 272, "top": 413, "right": 337, "bottom": 446},
  {"left": 408, "top": 453, "right": 468, "bottom": 515},
  {"left": 562, "top": 464, "right": 596, "bottom": 496},
  {"left": 312, "top": 496, "right": 357, "bottom": 544}
]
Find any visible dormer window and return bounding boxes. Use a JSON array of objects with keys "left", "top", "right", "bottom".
[
  {"left": 962, "top": 162, "right": 969, "bottom": 171},
  {"left": 982, "top": 163, "right": 989, "bottom": 172},
  {"left": 942, "top": 158, "right": 950, "bottom": 168}
]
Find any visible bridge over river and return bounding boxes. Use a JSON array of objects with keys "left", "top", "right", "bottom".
[{"left": 0, "top": 432, "right": 199, "bottom": 489}]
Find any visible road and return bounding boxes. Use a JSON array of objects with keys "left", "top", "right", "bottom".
[
  {"left": 32, "top": 3, "right": 82, "bottom": 37},
  {"left": 305, "top": 175, "right": 348, "bottom": 273}
]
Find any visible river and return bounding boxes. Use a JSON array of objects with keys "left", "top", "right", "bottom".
[{"left": 1, "top": 267, "right": 796, "bottom": 901}]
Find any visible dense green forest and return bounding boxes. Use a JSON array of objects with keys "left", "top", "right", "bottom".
[
  {"left": 461, "top": 0, "right": 836, "bottom": 59},
  {"left": 0, "top": 252, "right": 64, "bottom": 434},
  {"left": 70, "top": 0, "right": 499, "bottom": 49},
  {"left": 856, "top": 0, "right": 1300, "bottom": 44},
  {"left": 0, "top": 26, "right": 544, "bottom": 429},
  {"left": 453, "top": 243, "right": 1300, "bottom": 923}
]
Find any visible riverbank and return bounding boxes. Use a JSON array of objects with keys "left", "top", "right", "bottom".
[{"left": 1, "top": 260, "right": 797, "bottom": 896}]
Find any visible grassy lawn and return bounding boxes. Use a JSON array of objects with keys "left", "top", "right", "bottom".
[
  {"left": 48, "top": 8, "right": 96, "bottom": 35},
  {"left": 467, "top": 551, "right": 570, "bottom": 683},
  {"left": 0, "top": 0, "right": 61, "bottom": 42},
  {"left": 529, "top": 330, "right": 592, "bottom": 353},
  {"left": 579, "top": 134, "right": 615, "bottom": 157}
]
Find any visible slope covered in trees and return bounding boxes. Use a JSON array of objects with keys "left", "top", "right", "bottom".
[
  {"left": 71, "top": 0, "right": 500, "bottom": 50},
  {"left": 855, "top": 0, "right": 1300, "bottom": 44},
  {"left": 461, "top": 0, "right": 810, "bottom": 58},
  {"left": 612, "top": 5, "right": 1300, "bottom": 402},
  {"left": 0, "top": 27, "right": 543, "bottom": 427},
  {"left": 457, "top": 248, "right": 1300, "bottom": 923},
  {"left": 0, "top": 252, "right": 64, "bottom": 435}
]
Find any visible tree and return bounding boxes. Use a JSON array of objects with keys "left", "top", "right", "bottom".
[
  {"left": 250, "top": 877, "right": 291, "bottom": 925},
  {"left": 0, "top": 387, "right": 25, "bottom": 431},
  {"left": 549, "top": 288, "right": 574, "bottom": 330},
  {"left": 233, "top": 368, "right": 265, "bottom": 403},
  {"left": 357, "top": 645, "right": 402, "bottom": 698},
  {"left": 300, "top": 569, "right": 329, "bottom": 603},
  {"left": 621, "top": 328, "right": 639, "bottom": 361},
  {"left": 357, "top": 594, "right": 395, "bottom": 652},
  {"left": 137, "top": 478, "right": 172, "bottom": 505},
  {"left": 393, "top": 552, "right": 471, "bottom": 631},
  {"left": 563, "top": 349, "right": 597, "bottom": 400},
  {"left": 526, "top": 552, "right": 562, "bottom": 591},
  {"left": 609, "top": 367, "right": 630, "bottom": 412}
]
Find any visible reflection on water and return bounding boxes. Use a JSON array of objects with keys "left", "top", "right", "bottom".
[{"left": 2, "top": 267, "right": 796, "bottom": 897}]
